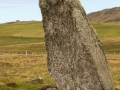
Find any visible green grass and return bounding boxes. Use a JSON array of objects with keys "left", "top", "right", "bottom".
[
  {"left": 0, "top": 21, "right": 120, "bottom": 54},
  {"left": 0, "top": 36, "right": 45, "bottom": 53},
  {"left": 91, "top": 23, "right": 120, "bottom": 38},
  {"left": 91, "top": 22, "right": 120, "bottom": 54},
  {"left": 0, "top": 21, "right": 44, "bottom": 38},
  {"left": 0, "top": 21, "right": 45, "bottom": 53}
]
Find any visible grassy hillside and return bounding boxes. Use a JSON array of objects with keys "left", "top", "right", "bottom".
[
  {"left": 0, "top": 21, "right": 120, "bottom": 54},
  {"left": 0, "top": 21, "right": 44, "bottom": 38},
  {"left": 87, "top": 7, "right": 120, "bottom": 23},
  {"left": 0, "top": 21, "right": 45, "bottom": 53},
  {"left": 91, "top": 22, "right": 120, "bottom": 54}
]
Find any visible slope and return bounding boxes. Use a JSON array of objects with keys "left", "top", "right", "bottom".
[
  {"left": 0, "top": 21, "right": 45, "bottom": 53},
  {"left": 87, "top": 7, "right": 120, "bottom": 23}
]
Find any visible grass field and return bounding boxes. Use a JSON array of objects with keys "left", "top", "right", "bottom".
[
  {"left": 106, "top": 54, "right": 120, "bottom": 90},
  {"left": 0, "top": 54, "right": 55, "bottom": 90},
  {"left": 0, "top": 54, "right": 119, "bottom": 90},
  {"left": 0, "top": 21, "right": 120, "bottom": 53},
  {"left": 0, "top": 21, "right": 45, "bottom": 53},
  {"left": 91, "top": 22, "right": 120, "bottom": 54},
  {"left": 0, "top": 21, "right": 120, "bottom": 89}
]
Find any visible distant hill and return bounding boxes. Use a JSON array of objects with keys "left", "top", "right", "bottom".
[{"left": 87, "top": 7, "right": 120, "bottom": 23}]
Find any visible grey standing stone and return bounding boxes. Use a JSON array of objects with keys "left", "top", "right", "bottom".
[
  {"left": 46, "top": 88, "right": 52, "bottom": 90},
  {"left": 47, "top": 88, "right": 59, "bottom": 90},
  {"left": 39, "top": 0, "right": 115, "bottom": 90},
  {"left": 52, "top": 88, "right": 59, "bottom": 90}
]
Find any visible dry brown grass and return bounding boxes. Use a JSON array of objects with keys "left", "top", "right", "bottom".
[
  {"left": 106, "top": 54, "right": 120, "bottom": 90},
  {"left": 0, "top": 54, "right": 54, "bottom": 86},
  {"left": 0, "top": 54, "right": 120, "bottom": 89},
  {"left": 4, "top": 78, "right": 17, "bottom": 87}
]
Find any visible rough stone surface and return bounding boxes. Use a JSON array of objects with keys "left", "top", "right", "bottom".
[
  {"left": 39, "top": 0, "right": 115, "bottom": 90},
  {"left": 47, "top": 88, "right": 59, "bottom": 90}
]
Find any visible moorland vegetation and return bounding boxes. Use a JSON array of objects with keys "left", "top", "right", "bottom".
[{"left": 0, "top": 21, "right": 120, "bottom": 90}]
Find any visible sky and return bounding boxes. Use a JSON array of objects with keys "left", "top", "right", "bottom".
[{"left": 0, "top": 0, "right": 120, "bottom": 23}]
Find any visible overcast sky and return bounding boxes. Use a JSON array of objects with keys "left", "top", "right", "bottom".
[{"left": 0, "top": 0, "right": 120, "bottom": 23}]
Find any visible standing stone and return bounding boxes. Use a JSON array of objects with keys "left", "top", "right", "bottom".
[{"left": 39, "top": 0, "right": 115, "bottom": 90}]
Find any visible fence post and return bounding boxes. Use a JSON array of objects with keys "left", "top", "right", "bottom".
[{"left": 26, "top": 50, "right": 27, "bottom": 56}]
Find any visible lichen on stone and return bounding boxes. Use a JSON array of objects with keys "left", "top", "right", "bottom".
[{"left": 39, "top": 0, "right": 47, "bottom": 9}]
